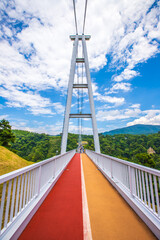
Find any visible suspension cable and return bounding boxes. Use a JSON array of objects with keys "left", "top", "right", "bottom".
[
  {"left": 76, "top": 47, "right": 81, "bottom": 145},
  {"left": 82, "top": 0, "right": 88, "bottom": 34},
  {"left": 81, "top": 45, "right": 84, "bottom": 140},
  {"left": 72, "top": 0, "right": 78, "bottom": 34}
]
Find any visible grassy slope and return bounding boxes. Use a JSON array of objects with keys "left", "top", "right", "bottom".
[{"left": 0, "top": 146, "right": 33, "bottom": 176}]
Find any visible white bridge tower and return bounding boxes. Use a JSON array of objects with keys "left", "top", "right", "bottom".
[{"left": 61, "top": 34, "right": 100, "bottom": 154}]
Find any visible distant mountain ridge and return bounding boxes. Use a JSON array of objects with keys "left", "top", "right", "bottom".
[{"left": 102, "top": 124, "right": 160, "bottom": 135}]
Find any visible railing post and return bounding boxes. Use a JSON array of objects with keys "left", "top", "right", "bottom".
[
  {"left": 111, "top": 160, "right": 113, "bottom": 178},
  {"left": 129, "top": 166, "right": 133, "bottom": 197},
  {"left": 37, "top": 166, "right": 42, "bottom": 197},
  {"left": 53, "top": 160, "right": 55, "bottom": 179}
]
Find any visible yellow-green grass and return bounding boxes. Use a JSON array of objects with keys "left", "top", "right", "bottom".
[
  {"left": 0, "top": 146, "right": 33, "bottom": 176},
  {"left": 0, "top": 147, "right": 33, "bottom": 230}
]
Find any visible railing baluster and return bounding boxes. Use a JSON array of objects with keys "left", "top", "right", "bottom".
[
  {"left": 138, "top": 170, "right": 143, "bottom": 201},
  {"left": 0, "top": 182, "right": 7, "bottom": 233},
  {"left": 129, "top": 166, "right": 135, "bottom": 196},
  {"left": 23, "top": 173, "right": 27, "bottom": 208},
  {"left": 19, "top": 174, "right": 24, "bottom": 212},
  {"left": 149, "top": 174, "right": 155, "bottom": 212},
  {"left": 31, "top": 170, "right": 34, "bottom": 199},
  {"left": 135, "top": 169, "right": 140, "bottom": 198},
  {"left": 4, "top": 180, "right": 12, "bottom": 228},
  {"left": 26, "top": 171, "right": 30, "bottom": 204},
  {"left": 153, "top": 176, "right": 160, "bottom": 216},
  {"left": 29, "top": 171, "right": 33, "bottom": 201},
  {"left": 34, "top": 169, "right": 37, "bottom": 197},
  {"left": 10, "top": 178, "right": 17, "bottom": 222},
  {"left": 141, "top": 171, "right": 147, "bottom": 204},
  {"left": 132, "top": 168, "right": 136, "bottom": 196},
  {"left": 145, "top": 172, "right": 151, "bottom": 208},
  {"left": 15, "top": 176, "right": 21, "bottom": 216},
  {"left": 37, "top": 166, "right": 42, "bottom": 196}
]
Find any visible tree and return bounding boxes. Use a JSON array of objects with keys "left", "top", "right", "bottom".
[
  {"left": 135, "top": 153, "right": 155, "bottom": 168},
  {"left": 0, "top": 119, "right": 15, "bottom": 147}
]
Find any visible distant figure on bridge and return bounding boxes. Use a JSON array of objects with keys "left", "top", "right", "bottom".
[{"left": 77, "top": 144, "right": 84, "bottom": 153}]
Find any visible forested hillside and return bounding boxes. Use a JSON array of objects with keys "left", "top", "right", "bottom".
[
  {"left": 98, "top": 134, "right": 160, "bottom": 169},
  {"left": 11, "top": 130, "right": 61, "bottom": 162},
  {"left": 9, "top": 130, "right": 160, "bottom": 170}
]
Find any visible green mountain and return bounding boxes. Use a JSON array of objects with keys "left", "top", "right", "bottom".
[{"left": 103, "top": 124, "right": 160, "bottom": 136}]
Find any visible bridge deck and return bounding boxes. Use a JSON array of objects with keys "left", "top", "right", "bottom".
[{"left": 19, "top": 153, "right": 156, "bottom": 240}]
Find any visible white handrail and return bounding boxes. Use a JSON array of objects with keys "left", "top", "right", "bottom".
[
  {"left": 0, "top": 150, "right": 76, "bottom": 238},
  {"left": 86, "top": 149, "right": 160, "bottom": 239}
]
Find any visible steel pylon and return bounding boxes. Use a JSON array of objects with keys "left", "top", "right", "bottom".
[{"left": 61, "top": 34, "right": 100, "bottom": 154}]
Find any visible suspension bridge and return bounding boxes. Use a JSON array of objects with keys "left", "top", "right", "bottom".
[{"left": 0, "top": 1, "right": 160, "bottom": 239}]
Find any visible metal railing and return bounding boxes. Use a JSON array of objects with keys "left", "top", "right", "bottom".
[
  {"left": 0, "top": 150, "right": 75, "bottom": 239},
  {"left": 86, "top": 149, "right": 160, "bottom": 238}
]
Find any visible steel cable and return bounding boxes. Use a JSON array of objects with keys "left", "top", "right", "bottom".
[
  {"left": 82, "top": 0, "right": 88, "bottom": 34},
  {"left": 73, "top": 0, "right": 78, "bottom": 34},
  {"left": 76, "top": 48, "right": 81, "bottom": 145}
]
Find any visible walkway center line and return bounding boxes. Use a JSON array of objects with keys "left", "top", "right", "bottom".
[{"left": 80, "top": 154, "right": 93, "bottom": 240}]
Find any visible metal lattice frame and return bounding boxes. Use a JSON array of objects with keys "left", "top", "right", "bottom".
[{"left": 61, "top": 35, "right": 100, "bottom": 154}]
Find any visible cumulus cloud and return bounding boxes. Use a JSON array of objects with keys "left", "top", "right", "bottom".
[
  {"left": 109, "top": 82, "right": 131, "bottom": 93},
  {"left": 95, "top": 94, "right": 125, "bottom": 106},
  {"left": 53, "top": 102, "right": 65, "bottom": 114},
  {"left": 113, "top": 69, "right": 139, "bottom": 82},
  {"left": 96, "top": 104, "right": 141, "bottom": 121},
  {"left": 0, "top": 86, "right": 54, "bottom": 115},
  {"left": 128, "top": 110, "right": 160, "bottom": 126},
  {"left": 97, "top": 102, "right": 160, "bottom": 127}
]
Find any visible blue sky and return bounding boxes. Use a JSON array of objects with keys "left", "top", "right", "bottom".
[{"left": 0, "top": 0, "right": 160, "bottom": 135}]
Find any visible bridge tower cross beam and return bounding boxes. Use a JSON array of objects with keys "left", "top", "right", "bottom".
[{"left": 61, "top": 34, "right": 100, "bottom": 154}]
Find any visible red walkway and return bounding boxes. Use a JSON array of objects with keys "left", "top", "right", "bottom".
[{"left": 19, "top": 153, "right": 83, "bottom": 240}]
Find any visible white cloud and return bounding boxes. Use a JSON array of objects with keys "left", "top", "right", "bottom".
[
  {"left": 127, "top": 36, "right": 158, "bottom": 67},
  {"left": 128, "top": 110, "right": 160, "bottom": 126},
  {"left": 110, "top": 2, "right": 160, "bottom": 84},
  {"left": 109, "top": 82, "right": 131, "bottom": 93},
  {"left": 97, "top": 104, "right": 160, "bottom": 127},
  {"left": 95, "top": 93, "right": 125, "bottom": 106},
  {"left": 113, "top": 69, "right": 139, "bottom": 82},
  {"left": 97, "top": 104, "right": 141, "bottom": 121},
  {"left": 53, "top": 102, "right": 65, "bottom": 114},
  {"left": 90, "top": 82, "right": 125, "bottom": 106},
  {"left": 0, "top": 86, "right": 54, "bottom": 115},
  {"left": 12, "top": 120, "right": 63, "bottom": 135},
  {"left": 130, "top": 104, "right": 141, "bottom": 109}
]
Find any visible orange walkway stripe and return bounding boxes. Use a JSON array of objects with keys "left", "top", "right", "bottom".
[{"left": 81, "top": 153, "right": 156, "bottom": 240}]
